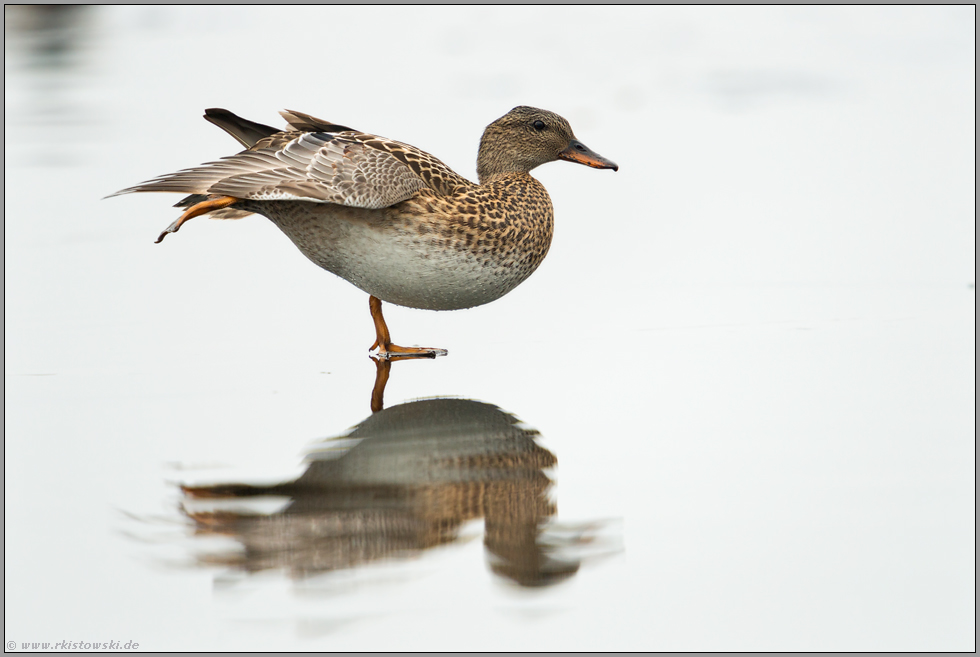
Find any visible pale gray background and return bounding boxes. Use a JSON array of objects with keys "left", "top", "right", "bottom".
[{"left": 5, "top": 6, "right": 975, "bottom": 651}]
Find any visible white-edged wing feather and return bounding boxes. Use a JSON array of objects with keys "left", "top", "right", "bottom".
[{"left": 110, "top": 131, "right": 427, "bottom": 209}]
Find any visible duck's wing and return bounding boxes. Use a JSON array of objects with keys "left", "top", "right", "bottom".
[
  {"left": 111, "top": 132, "right": 423, "bottom": 209},
  {"left": 167, "top": 109, "right": 282, "bottom": 216},
  {"left": 110, "top": 110, "right": 470, "bottom": 209}
]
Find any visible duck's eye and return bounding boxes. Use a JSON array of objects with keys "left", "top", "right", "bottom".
[{"left": 532, "top": 120, "right": 546, "bottom": 131}]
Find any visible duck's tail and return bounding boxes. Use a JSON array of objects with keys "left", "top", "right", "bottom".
[
  {"left": 203, "top": 108, "right": 279, "bottom": 148},
  {"left": 106, "top": 108, "right": 282, "bottom": 239},
  {"left": 106, "top": 108, "right": 278, "bottom": 199}
]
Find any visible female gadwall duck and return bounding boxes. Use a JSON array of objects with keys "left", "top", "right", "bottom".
[{"left": 111, "top": 106, "right": 617, "bottom": 358}]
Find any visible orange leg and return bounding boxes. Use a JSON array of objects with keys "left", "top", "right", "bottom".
[
  {"left": 369, "top": 295, "right": 448, "bottom": 360},
  {"left": 155, "top": 195, "right": 239, "bottom": 243}
]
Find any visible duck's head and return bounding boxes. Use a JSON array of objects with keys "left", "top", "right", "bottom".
[{"left": 476, "top": 106, "right": 618, "bottom": 183}]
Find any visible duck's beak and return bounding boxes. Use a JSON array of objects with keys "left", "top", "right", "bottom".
[{"left": 558, "top": 140, "right": 619, "bottom": 171}]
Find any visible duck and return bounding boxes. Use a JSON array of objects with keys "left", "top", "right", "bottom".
[{"left": 110, "top": 106, "right": 618, "bottom": 358}]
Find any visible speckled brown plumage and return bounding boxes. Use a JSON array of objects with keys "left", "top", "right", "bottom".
[{"left": 110, "top": 106, "right": 617, "bottom": 354}]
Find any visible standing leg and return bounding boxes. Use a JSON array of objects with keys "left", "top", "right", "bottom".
[{"left": 368, "top": 295, "right": 448, "bottom": 359}]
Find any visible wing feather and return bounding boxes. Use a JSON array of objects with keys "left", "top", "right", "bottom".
[
  {"left": 110, "top": 131, "right": 428, "bottom": 208},
  {"left": 109, "top": 109, "right": 476, "bottom": 207}
]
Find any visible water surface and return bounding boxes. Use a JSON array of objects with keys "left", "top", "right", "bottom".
[{"left": 4, "top": 6, "right": 975, "bottom": 651}]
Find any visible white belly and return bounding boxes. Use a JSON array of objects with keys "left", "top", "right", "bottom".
[{"left": 263, "top": 203, "right": 540, "bottom": 311}]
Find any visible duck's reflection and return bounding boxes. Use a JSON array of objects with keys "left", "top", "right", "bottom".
[{"left": 181, "top": 359, "right": 583, "bottom": 587}]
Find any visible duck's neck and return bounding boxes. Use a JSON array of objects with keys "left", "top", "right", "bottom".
[
  {"left": 477, "top": 158, "right": 525, "bottom": 185},
  {"left": 476, "top": 129, "right": 538, "bottom": 184},
  {"left": 477, "top": 169, "right": 530, "bottom": 185},
  {"left": 478, "top": 155, "right": 541, "bottom": 185}
]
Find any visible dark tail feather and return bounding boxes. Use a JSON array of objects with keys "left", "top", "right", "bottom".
[
  {"left": 279, "top": 109, "right": 354, "bottom": 134},
  {"left": 204, "top": 108, "right": 280, "bottom": 148}
]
